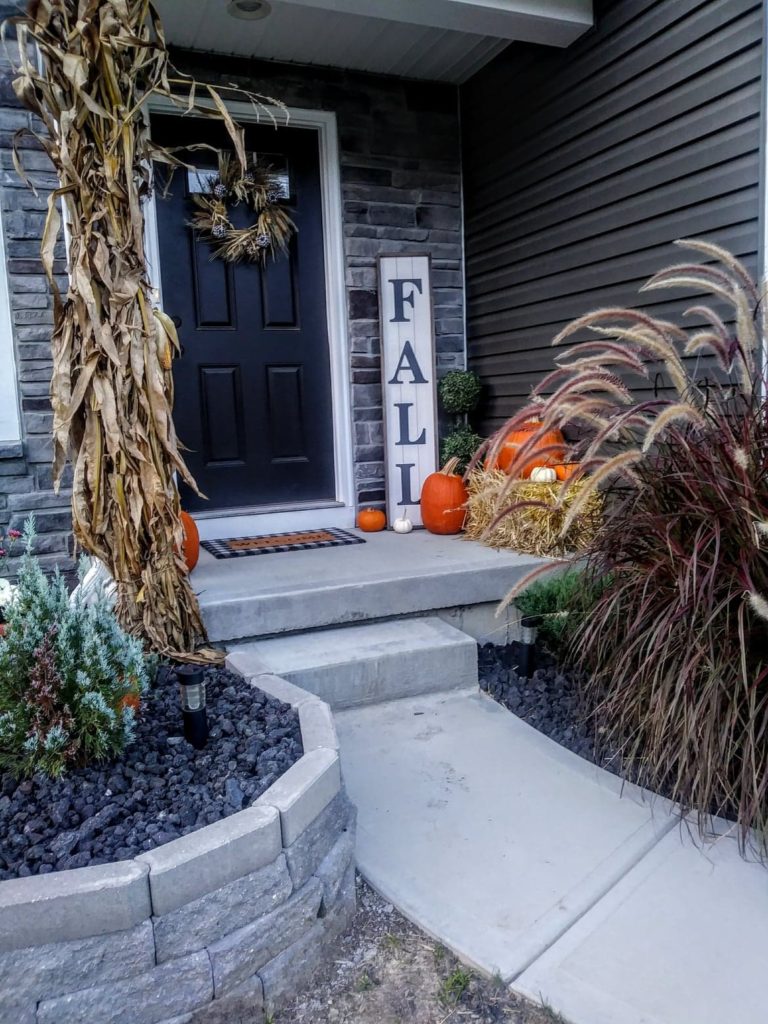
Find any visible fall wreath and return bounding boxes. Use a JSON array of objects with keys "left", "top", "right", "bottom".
[{"left": 188, "top": 153, "right": 295, "bottom": 264}]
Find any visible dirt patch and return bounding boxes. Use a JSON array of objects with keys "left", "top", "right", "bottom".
[{"left": 275, "top": 876, "right": 570, "bottom": 1024}]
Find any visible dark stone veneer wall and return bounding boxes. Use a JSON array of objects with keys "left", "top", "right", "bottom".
[
  {"left": 0, "top": 37, "right": 72, "bottom": 568},
  {"left": 0, "top": 43, "right": 465, "bottom": 563},
  {"left": 169, "top": 50, "right": 466, "bottom": 509}
]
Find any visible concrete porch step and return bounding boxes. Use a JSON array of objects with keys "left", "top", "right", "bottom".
[
  {"left": 226, "top": 616, "right": 478, "bottom": 709},
  {"left": 194, "top": 531, "right": 543, "bottom": 643}
]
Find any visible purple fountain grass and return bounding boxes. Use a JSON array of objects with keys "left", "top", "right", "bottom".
[
  {"left": 576, "top": 396, "right": 768, "bottom": 851},
  {"left": 489, "top": 239, "right": 768, "bottom": 854}
]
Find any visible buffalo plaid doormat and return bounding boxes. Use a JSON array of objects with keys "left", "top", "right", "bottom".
[{"left": 202, "top": 527, "right": 365, "bottom": 559}]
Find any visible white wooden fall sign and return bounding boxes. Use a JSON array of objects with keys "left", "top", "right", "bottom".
[{"left": 378, "top": 255, "right": 438, "bottom": 528}]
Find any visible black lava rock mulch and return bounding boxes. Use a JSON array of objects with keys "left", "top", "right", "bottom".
[
  {"left": 0, "top": 668, "right": 303, "bottom": 880},
  {"left": 478, "top": 641, "right": 612, "bottom": 769}
]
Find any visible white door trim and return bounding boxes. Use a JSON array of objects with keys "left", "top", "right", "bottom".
[{"left": 143, "top": 98, "right": 355, "bottom": 539}]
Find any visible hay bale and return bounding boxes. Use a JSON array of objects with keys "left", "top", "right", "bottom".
[{"left": 464, "top": 470, "right": 601, "bottom": 557}]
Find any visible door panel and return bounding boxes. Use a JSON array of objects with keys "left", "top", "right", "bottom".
[
  {"left": 261, "top": 255, "right": 300, "bottom": 329},
  {"left": 266, "top": 365, "right": 307, "bottom": 460},
  {"left": 153, "top": 114, "right": 336, "bottom": 512},
  {"left": 199, "top": 366, "right": 244, "bottom": 465},
  {"left": 192, "top": 251, "right": 235, "bottom": 328}
]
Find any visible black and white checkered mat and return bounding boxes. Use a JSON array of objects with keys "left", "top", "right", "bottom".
[{"left": 201, "top": 527, "right": 366, "bottom": 559}]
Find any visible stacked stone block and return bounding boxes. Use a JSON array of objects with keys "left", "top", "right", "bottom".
[
  {"left": 0, "top": 30, "right": 72, "bottom": 568},
  {"left": 0, "top": 677, "right": 356, "bottom": 1024}
]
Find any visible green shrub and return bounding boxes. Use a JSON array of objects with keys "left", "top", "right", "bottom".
[
  {"left": 0, "top": 520, "right": 148, "bottom": 778},
  {"left": 438, "top": 370, "right": 482, "bottom": 416},
  {"left": 440, "top": 425, "right": 483, "bottom": 474},
  {"left": 514, "top": 568, "right": 604, "bottom": 656}
]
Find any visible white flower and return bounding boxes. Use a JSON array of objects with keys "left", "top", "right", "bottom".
[
  {"left": 0, "top": 578, "right": 17, "bottom": 610},
  {"left": 733, "top": 447, "right": 749, "bottom": 470},
  {"left": 748, "top": 591, "right": 768, "bottom": 623}
]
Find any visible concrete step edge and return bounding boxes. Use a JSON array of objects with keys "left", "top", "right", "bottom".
[
  {"left": 227, "top": 617, "right": 479, "bottom": 710},
  {"left": 201, "top": 557, "right": 538, "bottom": 644},
  {"left": 229, "top": 616, "right": 477, "bottom": 672}
]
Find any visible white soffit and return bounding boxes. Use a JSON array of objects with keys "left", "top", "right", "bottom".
[{"left": 157, "top": 0, "right": 593, "bottom": 84}]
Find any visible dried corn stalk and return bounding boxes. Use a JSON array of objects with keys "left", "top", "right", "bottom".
[{"left": 9, "top": 0, "right": 282, "bottom": 660}]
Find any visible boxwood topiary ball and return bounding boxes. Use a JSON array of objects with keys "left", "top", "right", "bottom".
[{"left": 439, "top": 370, "right": 482, "bottom": 415}]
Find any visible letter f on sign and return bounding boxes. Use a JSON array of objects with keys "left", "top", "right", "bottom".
[{"left": 389, "top": 278, "right": 423, "bottom": 323}]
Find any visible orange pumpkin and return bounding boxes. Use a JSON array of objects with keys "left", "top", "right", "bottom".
[
  {"left": 119, "top": 692, "right": 141, "bottom": 714},
  {"left": 494, "top": 420, "right": 566, "bottom": 478},
  {"left": 357, "top": 507, "right": 386, "bottom": 532},
  {"left": 180, "top": 511, "right": 200, "bottom": 571},
  {"left": 421, "top": 457, "right": 468, "bottom": 535},
  {"left": 555, "top": 462, "right": 580, "bottom": 482}
]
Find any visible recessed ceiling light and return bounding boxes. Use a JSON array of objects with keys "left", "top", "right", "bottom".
[{"left": 227, "top": 0, "right": 272, "bottom": 19}]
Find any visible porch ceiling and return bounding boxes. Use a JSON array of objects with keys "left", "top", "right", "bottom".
[{"left": 155, "top": 0, "right": 593, "bottom": 84}]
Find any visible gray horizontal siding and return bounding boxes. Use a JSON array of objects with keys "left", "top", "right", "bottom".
[{"left": 461, "top": 0, "right": 765, "bottom": 433}]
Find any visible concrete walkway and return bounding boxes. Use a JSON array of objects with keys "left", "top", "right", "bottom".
[{"left": 336, "top": 688, "right": 768, "bottom": 1024}]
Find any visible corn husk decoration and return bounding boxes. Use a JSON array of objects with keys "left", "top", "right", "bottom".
[
  {"left": 189, "top": 153, "right": 295, "bottom": 264},
  {"left": 8, "top": 0, "right": 285, "bottom": 661}
]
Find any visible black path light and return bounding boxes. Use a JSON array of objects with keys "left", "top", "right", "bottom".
[
  {"left": 176, "top": 665, "right": 209, "bottom": 749},
  {"left": 518, "top": 614, "right": 542, "bottom": 679}
]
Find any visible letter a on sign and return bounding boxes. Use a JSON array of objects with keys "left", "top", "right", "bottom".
[{"left": 378, "top": 255, "right": 437, "bottom": 527}]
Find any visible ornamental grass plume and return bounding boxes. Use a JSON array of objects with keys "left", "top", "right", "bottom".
[{"left": 488, "top": 240, "right": 768, "bottom": 855}]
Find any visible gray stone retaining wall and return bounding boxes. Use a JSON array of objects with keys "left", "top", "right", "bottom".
[{"left": 0, "top": 677, "right": 356, "bottom": 1024}]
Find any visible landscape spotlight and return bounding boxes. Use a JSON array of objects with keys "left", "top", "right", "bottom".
[
  {"left": 518, "top": 614, "right": 542, "bottom": 679},
  {"left": 176, "top": 664, "right": 208, "bottom": 749}
]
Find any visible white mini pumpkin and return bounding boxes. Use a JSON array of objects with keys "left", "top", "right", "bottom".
[
  {"left": 529, "top": 466, "right": 557, "bottom": 483},
  {"left": 392, "top": 515, "right": 413, "bottom": 534}
]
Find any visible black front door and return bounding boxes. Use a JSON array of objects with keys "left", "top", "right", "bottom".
[{"left": 153, "top": 115, "right": 336, "bottom": 513}]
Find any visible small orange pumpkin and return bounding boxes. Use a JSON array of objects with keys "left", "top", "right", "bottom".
[
  {"left": 180, "top": 511, "right": 200, "bottom": 571},
  {"left": 493, "top": 420, "right": 566, "bottom": 478},
  {"left": 357, "top": 507, "right": 386, "bottom": 532},
  {"left": 119, "top": 692, "right": 141, "bottom": 714},
  {"left": 421, "top": 457, "right": 468, "bottom": 535},
  {"left": 555, "top": 462, "right": 580, "bottom": 482}
]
